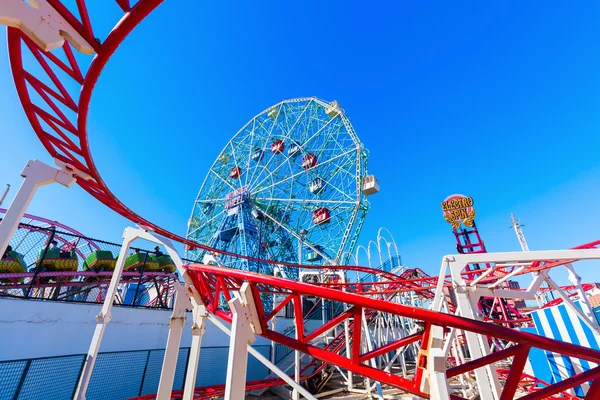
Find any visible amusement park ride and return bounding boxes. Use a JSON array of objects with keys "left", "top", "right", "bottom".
[{"left": 1, "top": 2, "right": 600, "bottom": 400}]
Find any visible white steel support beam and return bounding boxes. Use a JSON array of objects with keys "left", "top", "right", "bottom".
[
  {"left": 545, "top": 275, "right": 600, "bottom": 334},
  {"left": 445, "top": 256, "right": 501, "bottom": 400},
  {"left": 224, "top": 283, "right": 261, "bottom": 400},
  {"left": 121, "top": 229, "right": 205, "bottom": 400},
  {"left": 432, "top": 259, "right": 450, "bottom": 312},
  {"left": 74, "top": 226, "right": 138, "bottom": 400},
  {"left": 0, "top": 0, "right": 94, "bottom": 53},
  {"left": 435, "top": 247, "right": 600, "bottom": 400},
  {"left": 454, "top": 249, "right": 600, "bottom": 264},
  {"left": 564, "top": 263, "right": 599, "bottom": 330},
  {"left": 361, "top": 311, "right": 383, "bottom": 396},
  {"left": 421, "top": 325, "right": 450, "bottom": 400},
  {"left": 0, "top": 159, "right": 81, "bottom": 259},
  {"left": 207, "top": 314, "right": 316, "bottom": 400},
  {"left": 75, "top": 226, "right": 200, "bottom": 400},
  {"left": 293, "top": 337, "right": 301, "bottom": 400},
  {"left": 182, "top": 303, "right": 208, "bottom": 400},
  {"left": 156, "top": 282, "right": 192, "bottom": 400},
  {"left": 453, "top": 284, "right": 501, "bottom": 400}
]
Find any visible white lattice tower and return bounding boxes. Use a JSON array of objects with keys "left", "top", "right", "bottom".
[{"left": 510, "top": 213, "right": 530, "bottom": 252}]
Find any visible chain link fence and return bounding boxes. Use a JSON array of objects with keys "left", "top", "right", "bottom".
[
  {"left": 0, "top": 223, "right": 186, "bottom": 309},
  {"left": 0, "top": 345, "right": 271, "bottom": 400}
]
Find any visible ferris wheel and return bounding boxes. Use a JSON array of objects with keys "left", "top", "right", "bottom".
[{"left": 185, "top": 97, "right": 378, "bottom": 277}]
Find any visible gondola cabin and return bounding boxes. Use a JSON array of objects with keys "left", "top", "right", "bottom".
[
  {"left": 267, "top": 106, "right": 279, "bottom": 120},
  {"left": 306, "top": 245, "right": 324, "bottom": 262},
  {"left": 229, "top": 166, "right": 242, "bottom": 179},
  {"left": 361, "top": 175, "right": 380, "bottom": 195},
  {"left": 302, "top": 154, "right": 317, "bottom": 170},
  {"left": 312, "top": 207, "right": 331, "bottom": 225},
  {"left": 202, "top": 203, "right": 214, "bottom": 215},
  {"left": 288, "top": 141, "right": 301, "bottom": 157},
  {"left": 251, "top": 148, "right": 264, "bottom": 162},
  {"left": 218, "top": 152, "right": 230, "bottom": 164},
  {"left": 251, "top": 208, "right": 264, "bottom": 220},
  {"left": 271, "top": 140, "right": 285, "bottom": 154},
  {"left": 325, "top": 100, "right": 342, "bottom": 118},
  {"left": 309, "top": 177, "right": 325, "bottom": 194}
]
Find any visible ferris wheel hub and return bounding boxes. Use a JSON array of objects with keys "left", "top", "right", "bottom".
[{"left": 225, "top": 185, "right": 250, "bottom": 210}]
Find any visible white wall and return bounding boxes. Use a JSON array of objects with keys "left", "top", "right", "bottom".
[{"left": 0, "top": 298, "right": 271, "bottom": 361}]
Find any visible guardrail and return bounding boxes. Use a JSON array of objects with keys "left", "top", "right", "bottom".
[
  {"left": 0, "top": 223, "right": 183, "bottom": 309},
  {"left": 0, "top": 345, "right": 271, "bottom": 400}
]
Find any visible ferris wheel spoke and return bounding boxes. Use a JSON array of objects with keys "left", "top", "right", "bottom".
[
  {"left": 227, "top": 141, "right": 244, "bottom": 188},
  {"left": 316, "top": 164, "right": 360, "bottom": 203},
  {"left": 247, "top": 101, "right": 319, "bottom": 190},
  {"left": 188, "top": 208, "right": 228, "bottom": 237},
  {"left": 246, "top": 132, "right": 291, "bottom": 190},
  {"left": 254, "top": 203, "right": 334, "bottom": 264},
  {"left": 249, "top": 111, "right": 339, "bottom": 191},
  {"left": 252, "top": 147, "right": 359, "bottom": 200},
  {"left": 246, "top": 117, "right": 280, "bottom": 187},
  {"left": 194, "top": 198, "right": 225, "bottom": 204},
  {"left": 253, "top": 197, "right": 357, "bottom": 206},
  {"left": 249, "top": 154, "right": 294, "bottom": 198},
  {"left": 209, "top": 168, "right": 236, "bottom": 191},
  {"left": 242, "top": 119, "right": 258, "bottom": 187},
  {"left": 264, "top": 101, "right": 314, "bottom": 182},
  {"left": 280, "top": 99, "right": 312, "bottom": 142}
]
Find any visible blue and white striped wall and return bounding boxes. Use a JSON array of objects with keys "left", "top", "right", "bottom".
[{"left": 523, "top": 301, "right": 600, "bottom": 396}]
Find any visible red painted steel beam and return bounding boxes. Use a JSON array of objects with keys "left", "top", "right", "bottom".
[
  {"left": 499, "top": 345, "right": 531, "bottom": 400},
  {"left": 262, "top": 329, "right": 424, "bottom": 397},
  {"left": 518, "top": 366, "right": 600, "bottom": 400},
  {"left": 446, "top": 345, "right": 521, "bottom": 379},
  {"left": 303, "top": 308, "right": 354, "bottom": 343},
  {"left": 359, "top": 330, "right": 423, "bottom": 363},
  {"left": 187, "top": 265, "right": 600, "bottom": 366}
]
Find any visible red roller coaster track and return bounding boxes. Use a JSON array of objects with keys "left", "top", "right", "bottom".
[
  {"left": 179, "top": 265, "right": 600, "bottom": 399},
  {"left": 6, "top": 1, "right": 600, "bottom": 399}
]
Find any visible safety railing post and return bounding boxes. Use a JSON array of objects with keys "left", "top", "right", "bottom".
[
  {"left": 25, "top": 228, "right": 55, "bottom": 298},
  {"left": 12, "top": 359, "right": 32, "bottom": 400},
  {"left": 132, "top": 250, "right": 148, "bottom": 306},
  {"left": 138, "top": 350, "right": 152, "bottom": 396}
]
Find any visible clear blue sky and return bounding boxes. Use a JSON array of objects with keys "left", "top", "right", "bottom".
[{"left": 1, "top": 1, "right": 599, "bottom": 284}]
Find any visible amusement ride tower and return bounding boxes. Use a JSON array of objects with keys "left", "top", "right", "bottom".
[{"left": 442, "top": 195, "right": 523, "bottom": 323}]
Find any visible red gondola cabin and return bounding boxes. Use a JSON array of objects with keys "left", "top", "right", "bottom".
[
  {"left": 302, "top": 153, "right": 317, "bottom": 170},
  {"left": 312, "top": 207, "right": 331, "bottom": 225},
  {"left": 230, "top": 166, "right": 241, "bottom": 179},
  {"left": 271, "top": 140, "right": 285, "bottom": 154}
]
